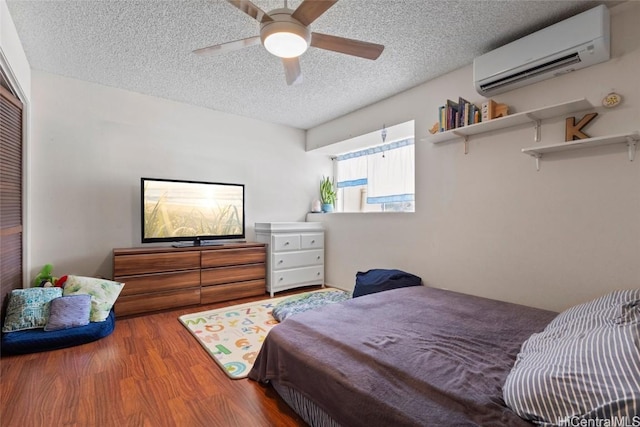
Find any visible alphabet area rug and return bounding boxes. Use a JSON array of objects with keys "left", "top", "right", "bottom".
[{"left": 178, "top": 296, "right": 290, "bottom": 379}]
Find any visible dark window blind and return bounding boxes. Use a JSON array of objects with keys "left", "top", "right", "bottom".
[{"left": 1, "top": 85, "right": 24, "bottom": 318}]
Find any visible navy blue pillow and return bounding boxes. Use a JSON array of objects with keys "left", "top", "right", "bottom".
[{"left": 353, "top": 269, "right": 422, "bottom": 298}]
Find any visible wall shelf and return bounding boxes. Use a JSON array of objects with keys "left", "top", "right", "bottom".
[
  {"left": 425, "top": 98, "right": 594, "bottom": 152},
  {"left": 522, "top": 131, "right": 639, "bottom": 170}
]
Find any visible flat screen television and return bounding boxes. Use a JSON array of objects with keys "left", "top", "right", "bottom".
[{"left": 141, "top": 177, "right": 245, "bottom": 246}]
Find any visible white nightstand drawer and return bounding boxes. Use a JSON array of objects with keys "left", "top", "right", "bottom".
[
  {"left": 272, "top": 234, "right": 301, "bottom": 251},
  {"left": 274, "top": 266, "right": 324, "bottom": 287},
  {"left": 301, "top": 233, "right": 324, "bottom": 249},
  {"left": 273, "top": 249, "right": 323, "bottom": 271}
]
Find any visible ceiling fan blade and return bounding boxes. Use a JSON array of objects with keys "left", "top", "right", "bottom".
[
  {"left": 282, "top": 57, "right": 303, "bottom": 86},
  {"left": 291, "top": 0, "right": 338, "bottom": 26},
  {"left": 311, "top": 32, "right": 384, "bottom": 60},
  {"left": 227, "top": 0, "right": 273, "bottom": 23},
  {"left": 193, "top": 36, "right": 261, "bottom": 56}
]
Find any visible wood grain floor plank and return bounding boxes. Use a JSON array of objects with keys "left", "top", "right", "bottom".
[
  {"left": 0, "top": 290, "right": 314, "bottom": 426},
  {"left": 167, "top": 397, "right": 196, "bottom": 426}
]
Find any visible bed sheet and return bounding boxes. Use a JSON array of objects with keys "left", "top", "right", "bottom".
[{"left": 249, "top": 286, "right": 557, "bottom": 426}]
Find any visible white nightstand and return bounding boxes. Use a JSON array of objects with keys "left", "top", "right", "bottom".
[{"left": 255, "top": 222, "right": 325, "bottom": 297}]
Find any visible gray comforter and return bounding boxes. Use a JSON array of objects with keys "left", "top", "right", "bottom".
[{"left": 249, "top": 286, "right": 558, "bottom": 426}]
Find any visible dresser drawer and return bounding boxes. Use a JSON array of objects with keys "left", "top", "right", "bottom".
[
  {"left": 273, "top": 266, "right": 324, "bottom": 288},
  {"left": 201, "top": 247, "right": 265, "bottom": 268},
  {"left": 117, "top": 270, "right": 200, "bottom": 297},
  {"left": 272, "top": 249, "right": 323, "bottom": 271},
  {"left": 114, "top": 251, "right": 200, "bottom": 276},
  {"left": 116, "top": 288, "right": 200, "bottom": 316},
  {"left": 272, "top": 234, "right": 301, "bottom": 251},
  {"left": 300, "top": 233, "right": 324, "bottom": 249},
  {"left": 201, "top": 263, "right": 265, "bottom": 286},
  {"left": 201, "top": 279, "right": 265, "bottom": 304}
]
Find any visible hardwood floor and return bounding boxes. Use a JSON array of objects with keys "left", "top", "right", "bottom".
[{"left": 0, "top": 291, "right": 312, "bottom": 427}]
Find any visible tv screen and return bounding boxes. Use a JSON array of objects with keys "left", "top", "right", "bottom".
[{"left": 141, "top": 177, "right": 245, "bottom": 245}]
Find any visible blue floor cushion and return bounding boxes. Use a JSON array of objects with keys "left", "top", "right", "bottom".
[
  {"left": 1, "top": 309, "right": 115, "bottom": 355},
  {"left": 273, "top": 289, "right": 351, "bottom": 322},
  {"left": 353, "top": 269, "right": 422, "bottom": 298}
]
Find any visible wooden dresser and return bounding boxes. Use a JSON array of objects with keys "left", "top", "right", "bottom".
[{"left": 113, "top": 243, "right": 266, "bottom": 316}]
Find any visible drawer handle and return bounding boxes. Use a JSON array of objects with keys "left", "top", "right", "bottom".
[
  {"left": 317, "top": 256, "right": 321, "bottom": 260},
  {"left": 278, "top": 260, "right": 284, "bottom": 264},
  {"left": 284, "top": 241, "right": 290, "bottom": 246},
  {"left": 279, "top": 277, "right": 284, "bottom": 281},
  {"left": 317, "top": 272, "right": 321, "bottom": 276},
  {"left": 310, "top": 240, "right": 315, "bottom": 244}
]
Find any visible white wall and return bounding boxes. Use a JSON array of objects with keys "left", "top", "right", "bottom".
[
  {"left": 0, "top": 0, "right": 30, "bottom": 100},
  {"left": 307, "top": 2, "right": 640, "bottom": 312},
  {"left": 29, "top": 71, "right": 330, "bottom": 280}
]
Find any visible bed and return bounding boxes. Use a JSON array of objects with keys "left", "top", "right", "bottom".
[
  {"left": 249, "top": 286, "right": 557, "bottom": 426},
  {"left": 250, "top": 286, "right": 640, "bottom": 426}
]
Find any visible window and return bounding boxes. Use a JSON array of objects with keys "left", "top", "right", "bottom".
[{"left": 334, "top": 124, "right": 414, "bottom": 213}]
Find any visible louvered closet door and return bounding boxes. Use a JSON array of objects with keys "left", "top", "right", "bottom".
[{"left": 0, "top": 85, "right": 24, "bottom": 313}]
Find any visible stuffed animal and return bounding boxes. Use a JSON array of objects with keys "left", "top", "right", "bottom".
[
  {"left": 33, "top": 264, "right": 53, "bottom": 287},
  {"left": 55, "top": 275, "right": 68, "bottom": 288},
  {"left": 33, "top": 264, "right": 62, "bottom": 287}
]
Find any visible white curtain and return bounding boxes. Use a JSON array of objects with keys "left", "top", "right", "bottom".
[
  {"left": 336, "top": 153, "right": 367, "bottom": 212},
  {"left": 336, "top": 154, "right": 367, "bottom": 187},
  {"left": 336, "top": 138, "right": 414, "bottom": 210},
  {"left": 366, "top": 143, "right": 414, "bottom": 203}
]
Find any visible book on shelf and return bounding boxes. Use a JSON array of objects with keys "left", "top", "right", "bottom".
[
  {"left": 457, "top": 97, "right": 471, "bottom": 128},
  {"left": 446, "top": 99, "right": 458, "bottom": 131},
  {"left": 437, "top": 97, "right": 488, "bottom": 133},
  {"left": 438, "top": 101, "right": 455, "bottom": 131},
  {"left": 473, "top": 105, "right": 480, "bottom": 124}
]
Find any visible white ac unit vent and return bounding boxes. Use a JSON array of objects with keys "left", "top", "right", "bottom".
[{"left": 473, "top": 5, "right": 610, "bottom": 96}]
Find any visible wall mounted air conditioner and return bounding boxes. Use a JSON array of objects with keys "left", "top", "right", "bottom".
[{"left": 473, "top": 5, "right": 610, "bottom": 96}]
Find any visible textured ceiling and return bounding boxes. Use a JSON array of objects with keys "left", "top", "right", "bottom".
[{"left": 6, "top": 0, "right": 613, "bottom": 130}]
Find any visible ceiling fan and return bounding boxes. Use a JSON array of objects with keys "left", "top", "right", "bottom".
[{"left": 193, "top": 0, "right": 385, "bottom": 85}]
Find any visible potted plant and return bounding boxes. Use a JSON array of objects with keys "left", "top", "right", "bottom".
[{"left": 320, "top": 176, "right": 337, "bottom": 213}]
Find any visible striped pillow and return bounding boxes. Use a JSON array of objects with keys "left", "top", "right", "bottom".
[{"left": 503, "top": 289, "right": 640, "bottom": 425}]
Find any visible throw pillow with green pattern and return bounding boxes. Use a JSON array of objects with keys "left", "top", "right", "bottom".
[{"left": 63, "top": 275, "right": 124, "bottom": 322}]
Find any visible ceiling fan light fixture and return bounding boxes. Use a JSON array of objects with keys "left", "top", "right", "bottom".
[
  {"left": 260, "top": 10, "right": 311, "bottom": 59},
  {"left": 264, "top": 31, "right": 308, "bottom": 58}
]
